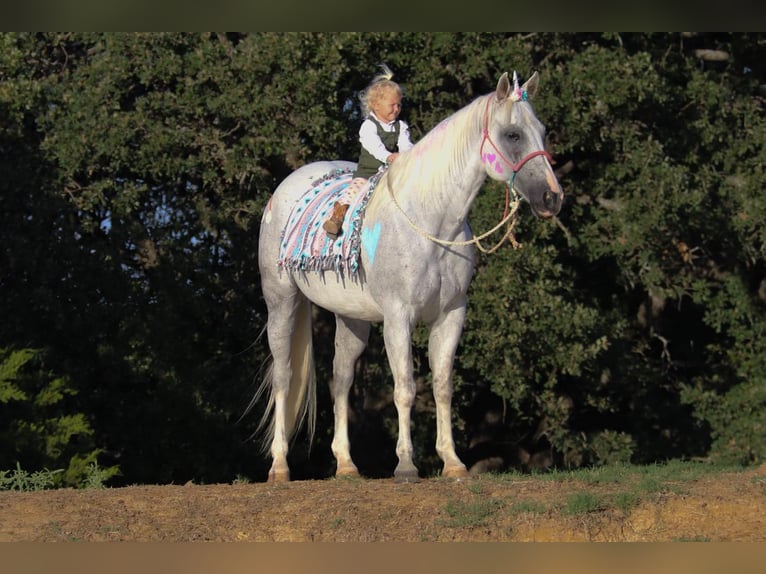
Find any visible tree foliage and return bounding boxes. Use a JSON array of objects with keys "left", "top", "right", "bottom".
[
  {"left": 0, "top": 347, "right": 111, "bottom": 487},
  {"left": 1, "top": 32, "right": 764, "bottom": 483}
]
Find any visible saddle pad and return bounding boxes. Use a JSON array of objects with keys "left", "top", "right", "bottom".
[{"left": 277, "top": 168, "right": 378, "bottom": 277}]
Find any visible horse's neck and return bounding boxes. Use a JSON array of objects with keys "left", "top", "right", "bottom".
[{"left": 384, "top": 98, "right": 488, "bottom": 236}]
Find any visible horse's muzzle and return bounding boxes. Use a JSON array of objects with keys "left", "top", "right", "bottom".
[
  {"left": 543, "top": 190, "right": 563, "bottom": 214},
  {"left": 531, "top": 189, "right": 563, "bottom": 219}
]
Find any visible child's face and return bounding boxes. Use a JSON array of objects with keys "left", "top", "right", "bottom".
[{"left": 372, "top": 89, "right": 402, "bottom": 124}]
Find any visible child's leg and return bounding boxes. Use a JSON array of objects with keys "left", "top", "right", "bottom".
[
  {"left": 323, "top": 178, "right": 367, "bottom": 238},
  {"left": 323, "top": 202, "right": 350, "bottom": 238}
]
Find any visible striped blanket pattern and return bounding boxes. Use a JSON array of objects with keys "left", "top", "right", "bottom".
[{"left": 277, "top": 168, "right": 378, "bottom": 276}]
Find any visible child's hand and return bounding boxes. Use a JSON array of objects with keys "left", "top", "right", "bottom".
[{"left": 386, "top": 153, "right": 400, "bottom": 165}]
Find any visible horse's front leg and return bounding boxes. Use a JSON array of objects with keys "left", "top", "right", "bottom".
[
  {"left": 330, "top": 316, "right": 370, "bottom": 478},
  {"left": 383, "top": 316, "right": 420, "bottom": 483},
  {"left": 429, "top": 304, "right": 470, "bottom": 479}
]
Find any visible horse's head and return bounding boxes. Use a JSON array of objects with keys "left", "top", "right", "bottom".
[{"left": 480, "top": 72, "right": 563, "bottom": 219}]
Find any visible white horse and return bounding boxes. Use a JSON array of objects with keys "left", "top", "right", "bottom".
[{"left": 257, "top": 71, "right": 563, "bottom": 482}]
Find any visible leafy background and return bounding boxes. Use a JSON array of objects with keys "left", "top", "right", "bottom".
[{"left": 1, "top": 32, "right": 764, "bottom": 485}]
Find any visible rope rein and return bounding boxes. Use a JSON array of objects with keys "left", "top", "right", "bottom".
[{"left": 386, "top": 175, "right": 523, "bottom": 253}]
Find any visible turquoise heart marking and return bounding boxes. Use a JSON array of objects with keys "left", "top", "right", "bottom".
[{"left": 362, "top": 223, "right": 381, "bottom": 265}]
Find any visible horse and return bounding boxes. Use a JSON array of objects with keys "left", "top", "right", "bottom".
[{"left": 256, "top": 71, "right": 564, "bottom": 483}]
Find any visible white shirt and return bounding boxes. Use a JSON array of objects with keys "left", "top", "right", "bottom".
[{"left": 358, "top": 112, "right": 414, "bottom": 163}]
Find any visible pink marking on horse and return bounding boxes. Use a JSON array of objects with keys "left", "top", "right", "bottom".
[{"left": 416, "top": 119, "right": 452, "bottom": 158}]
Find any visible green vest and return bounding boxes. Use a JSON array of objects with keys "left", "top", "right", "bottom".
[{"left": 354, "top": 116, "right": 401, "bottom": 179}]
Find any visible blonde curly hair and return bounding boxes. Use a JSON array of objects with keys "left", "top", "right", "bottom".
[{"left": 358, "top": 64, "right": 403, "bottom": 117}]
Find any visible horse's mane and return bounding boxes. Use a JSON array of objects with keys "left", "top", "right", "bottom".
[{"left": 366, "top": 93, "right": 490, "bottom": 218}]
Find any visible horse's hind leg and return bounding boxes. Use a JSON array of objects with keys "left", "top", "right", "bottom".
[
  {"left": 264, "top": 304, "right": 294, "bottom": 482},
  {"left": 262, "top": 287, "right": 306, "bottom": 482},
  {"left": 330, "top": 316, "right": 370, "bottom": 477},
  {"left": 429, "top": 305, "right": 470, "bottom": 479}
]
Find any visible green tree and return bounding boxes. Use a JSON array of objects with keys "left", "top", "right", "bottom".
[
  {"left": 0, "top": 347, "right": 109, "bottom": 486},
  {"left": 529, "top": 33, "right": 766, "bottom": 465}
]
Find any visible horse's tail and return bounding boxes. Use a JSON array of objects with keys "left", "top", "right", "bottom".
[{"left": 254, "top": 297, "right": 317, "bottom": 454}]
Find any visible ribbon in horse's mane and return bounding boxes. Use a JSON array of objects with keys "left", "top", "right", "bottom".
[{"left": 277, "top": 167, "right": 380, "bottom": 277}]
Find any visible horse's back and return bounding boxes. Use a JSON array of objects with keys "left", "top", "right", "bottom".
[
  {"left": 260, "top": 159, "right": 355, "bottom": 251},
  {"left": 276, "top": 160, "right": 356, "bottom": 200},
  {"left": 258, "top": 160, "right": 382, "bottom": 321}
]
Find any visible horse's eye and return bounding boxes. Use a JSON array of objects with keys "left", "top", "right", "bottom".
[{"left": 507, "top": 131, "right": 521, "bottom": 142}]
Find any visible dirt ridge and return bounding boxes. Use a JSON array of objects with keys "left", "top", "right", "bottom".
[{"left": 1, "top": 467, "right": 764, "bottom": 542}]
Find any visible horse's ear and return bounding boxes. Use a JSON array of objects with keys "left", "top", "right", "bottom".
[
  {"left": 495, "top": 72, "right": 511, "bottom": 102},
  {"left": 522, "top": 71, "right": 540, "bottom": 100}
]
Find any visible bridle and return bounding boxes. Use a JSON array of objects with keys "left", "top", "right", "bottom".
[
  {"left": 386, "top": 91, "right": 554, "bottom": 253},
  {"left": 479, "top": 94, "right": 553, "bottom": 191}
]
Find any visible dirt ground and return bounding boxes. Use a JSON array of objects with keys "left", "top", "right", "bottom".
[{"left": 1, "top": 464, "right": 765, "bottom": 542}]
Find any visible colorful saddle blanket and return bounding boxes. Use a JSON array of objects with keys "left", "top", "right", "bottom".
[{"left": 277, "top": 168, "right": 379, "bottom": 277}]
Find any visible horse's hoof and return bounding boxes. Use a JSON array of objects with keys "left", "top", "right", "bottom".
[
  {"left": 267, "top": 468, "right": 290, "bottom": 483},
  {"left": 335, "top": 465, "right": 360, "bottom": 479},
  {"left": 394, "top": 469, "right": 421, "bottom": 484},
  {"left": 442, "top": 465, "right": 470, "bottom": 480}
]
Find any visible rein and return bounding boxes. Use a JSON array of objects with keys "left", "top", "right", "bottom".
[{"left": 387, "top": 178, "right": 522, "bottom": 253}]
